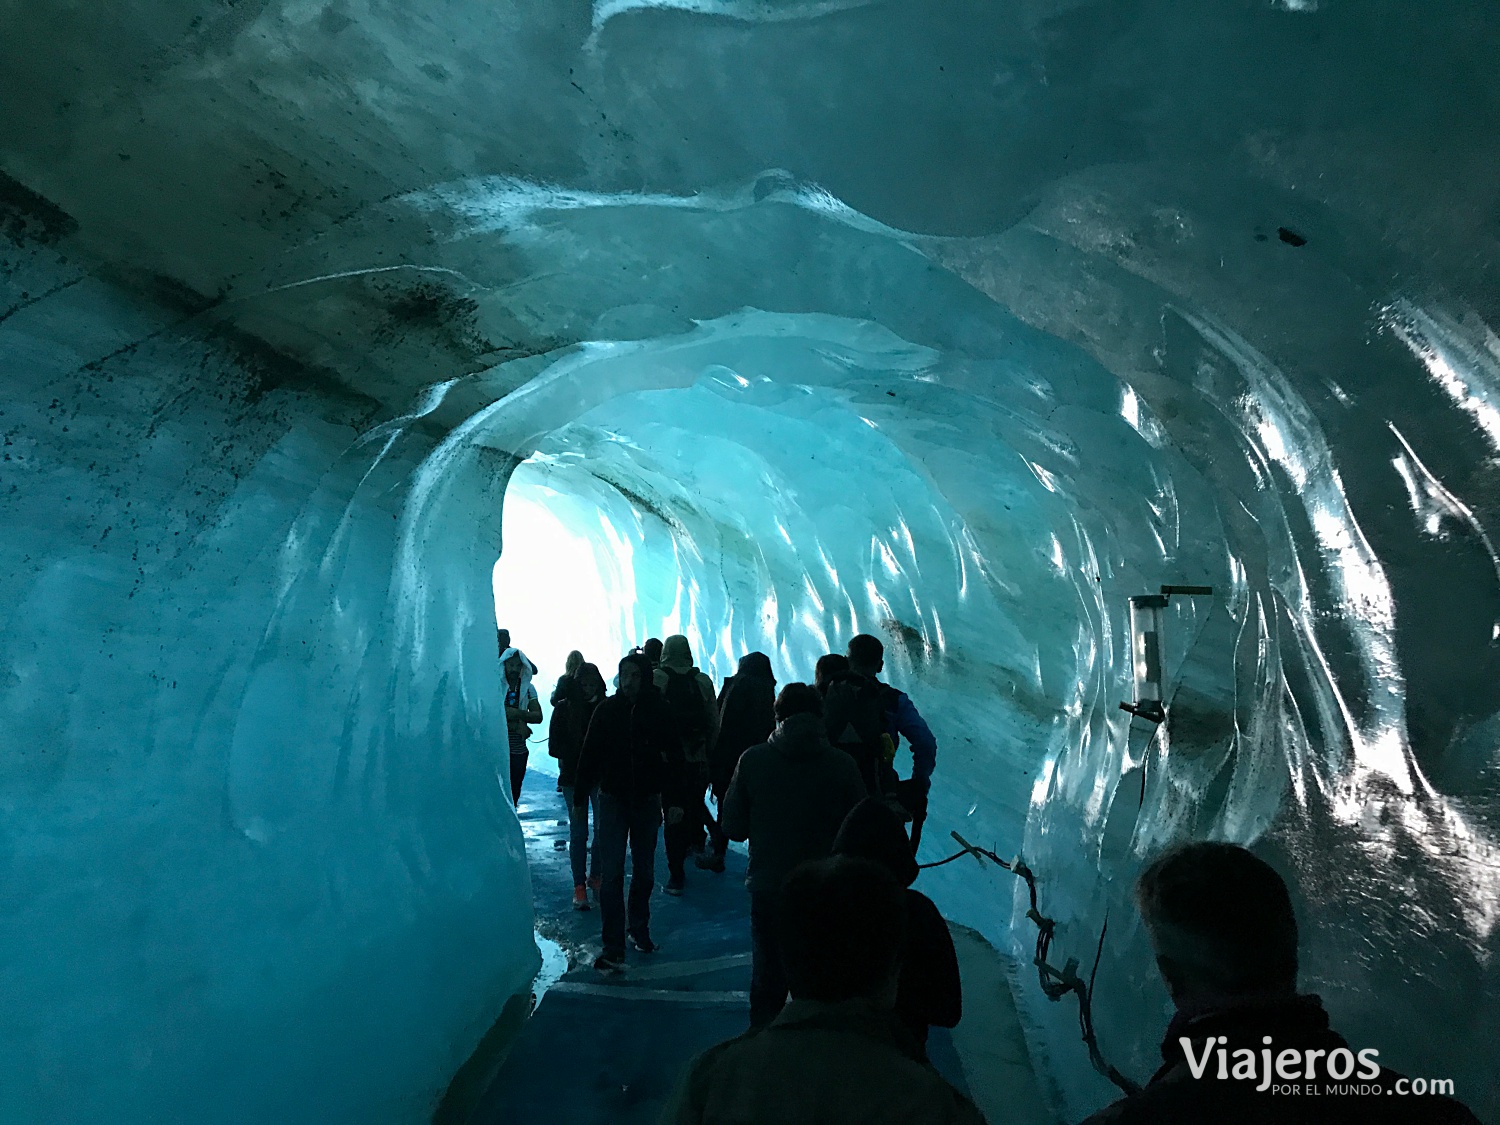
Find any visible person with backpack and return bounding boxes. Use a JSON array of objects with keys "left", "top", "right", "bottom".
[
  {"left": 549, "top": 661, "right": 607, "bottom": 910},
  {"left": 697, "top": 651, "right": 777, "bottom": 873},
  {"left": 823, "top": 634, "right": 937, "bottom": 851},
  {"left": 654, "top": 634, "right": 719, "bottom": 895}
]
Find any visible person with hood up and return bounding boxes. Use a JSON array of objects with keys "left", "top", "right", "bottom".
[
  {"left": 721, "top": 683, "right": 866, "bottom": 1027},
  {"left": 696, "top": 651, "right": 777, "bottom": 874},
  {"left": 654, "top": 634, "right": 719, "bottom": 895},
  {"left": 551, "top": 649, "right": 584, "bottom": 706},
  {"left": 549, "top": 661, "right": 607, "bottom": 910},
  {"left": 497, "top": 628, "right": 538, "bottom": 676},
  {"left": 832, "top": 798, "right": 961, "bottom": 1051},
  {"left": 572, "top": 653, "right": 677, "bottom": 970},
  {"left": 500, "top": 644, "right": 541, "bottom": 806}
]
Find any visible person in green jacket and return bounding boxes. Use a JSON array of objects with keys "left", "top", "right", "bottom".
[{"left": 660, "top": 856, "right": 986, "bottom": 1125}]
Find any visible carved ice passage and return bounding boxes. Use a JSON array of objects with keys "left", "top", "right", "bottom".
[{"left": 1, "top": 1, "right": 1497, "bottom": 1122}]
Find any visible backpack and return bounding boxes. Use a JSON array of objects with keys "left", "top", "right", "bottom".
[
  {"left": 823, "top": 674, "right": 894, "bottom": 792},
  {"left": 662, "top": 667, "right": 709, "bottom": 744}
]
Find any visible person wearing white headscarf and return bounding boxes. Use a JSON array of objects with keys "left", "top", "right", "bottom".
[{"left": 500, "top": 641, "right": 541, "bottom": 806}]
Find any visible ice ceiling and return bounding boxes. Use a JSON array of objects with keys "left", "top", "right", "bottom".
[{"left": 2, "top": 1, "right": 1499, "bottom": 1122}]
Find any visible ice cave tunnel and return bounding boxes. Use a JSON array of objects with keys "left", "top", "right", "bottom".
[{"left": 1, "top": 1, "right": 1498, "bottom": 1122}]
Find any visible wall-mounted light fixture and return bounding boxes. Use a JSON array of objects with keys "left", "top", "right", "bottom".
[{"left": 1118, "top": 585, "right": 1213, "bottom": 724}]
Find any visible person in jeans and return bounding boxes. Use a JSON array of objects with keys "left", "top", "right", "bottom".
[
  {"left": 499, "top": 646, "right": 541, "bottom": 806},
  {"left": 549, "top": 661, "right": 606, "bottom": 909},
  {"left": 720, "top": 683, "right": 865, "bottom": 1026},
  {"left": 572, "top": 652, "right": 676, "bottom": 971}
]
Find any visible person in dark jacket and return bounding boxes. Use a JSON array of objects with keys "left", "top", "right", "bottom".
[
  {"left": 697, "top": 651, "right": 777, "bottom": 873},
  {"left": 832, "top": 798, "right": 961, "bottom": 1051},
  {"left": 660, "top": 856, "right": 986, "bottom": 1125},
  {"left": 1079, "top": 842, "right": 1481, "bottom": 1125},
  {"left": 549, "top": 661, "right": 606, "bottom": 910},
  {"left": 572, "top": 653, "right": 677, "bottom": 970},
  {"left": 655, "top": 634, "right": 719, "bottom": 896},
  {"left": 845, "top": 634, "right": 937, "bottom": 851},
  {"left": 550, "top": 649, "right": 585, "bottom": 706},
  {"left": 721, "top": 683, "right": 866, "bottom": 1026}
]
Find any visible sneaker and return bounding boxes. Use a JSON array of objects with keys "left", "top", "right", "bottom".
[
  {"left": 629, "top": 930, "right": 659, "bottom": 954},
  {"left": 588, "top": 875, "right": 601, "bottom": 893},
  {"left": 572, "top": 885, "right": 591, "bottom": 911},
  {"left": 594, "top": 952, "right": 625, "bottom": 973},
  {"left": 664, "top": 874, "right": 685, "bottom": 896},
  {"left": 694, "top": 852, "right": 726, "bottom": 873}
]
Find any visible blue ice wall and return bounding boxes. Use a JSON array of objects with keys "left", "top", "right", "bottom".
[
  {"left": 2, "top": 0, "right": 1498, "bottom": 1122},
  {"left": 0, "top": 233, "right": 539, "bottom": 1120}
]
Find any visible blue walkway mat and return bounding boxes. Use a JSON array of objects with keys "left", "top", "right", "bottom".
[{"left": 475, "top": 771, "right": 970, "bottom": 1123}]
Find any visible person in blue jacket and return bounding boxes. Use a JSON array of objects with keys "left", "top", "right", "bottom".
[{"left": 844, "top": 634, "right": 937, "bottom": 851}]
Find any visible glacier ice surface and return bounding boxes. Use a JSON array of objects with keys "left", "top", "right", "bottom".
[{"left": 2, "top": 0, "right": 1499, "bottom": 1122}]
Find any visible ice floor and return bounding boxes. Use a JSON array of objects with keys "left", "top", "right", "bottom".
[{"left": 477, "top": 772, "right": 1034, "bottom": 1124}]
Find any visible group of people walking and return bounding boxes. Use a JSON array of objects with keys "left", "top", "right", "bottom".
[
  {"left": 499, "top": 627, "right": 1485, "bottom": 1125},
  {"left": 513, "top": 627, "right": 951, "bottom": 1039}
]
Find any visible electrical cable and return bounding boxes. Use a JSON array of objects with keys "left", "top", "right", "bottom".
[
  {"left": 909, "top": 589, "right": 1225, "bottom": 1097},
  {"left": 919, "top": 833, "right": 1143, "bottom": 1096}
]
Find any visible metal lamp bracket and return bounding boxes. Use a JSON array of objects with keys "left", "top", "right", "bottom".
[{"left": 1118, "top": 585, "right": 1213, "bottom": 724}]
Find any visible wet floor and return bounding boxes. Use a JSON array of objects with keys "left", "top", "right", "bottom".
[{"left": 475, "top": 771, "right": 973, "bottom": 1123}]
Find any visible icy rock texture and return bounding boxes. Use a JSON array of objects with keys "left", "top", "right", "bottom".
[
  {"left": 0, "top": 230, "right": 539, "bottom": 1121},
  {"left": 2, "top": 1, "right": 1499, "bottom": 1122}
]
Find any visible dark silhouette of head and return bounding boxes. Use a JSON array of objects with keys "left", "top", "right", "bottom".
[
  {"left": 774, "top": 682, "right": 823, "bottom": 723},
  {"left": 576, "top": 662, "right": 606, "bottom": 700},
  {"left": 832, "top": 798, "right": 919, "bottom": 888},
  {"left": 780, "top": 856, "right": 907, "bottom": 1004},
  {"left": 846, "top": 634, "right": 884, "bottom": 677},
  {"left": 617, "top": 653, "right": 653, "bottom": 698},
  {"left": 642, "top": 637, "right": 664, "bottom": 666},
  {"left": 1135, "top": 842, "right": 1299, "bottom": 1008},
  {"left": 496, "top": 628, "right": 512, "bottom": 656},
  {"left": 738, "top": 651, "right": 775, "bottom": 683},
  {"left": 814, "top": 653, "right": 850, "bottom": 694}
]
